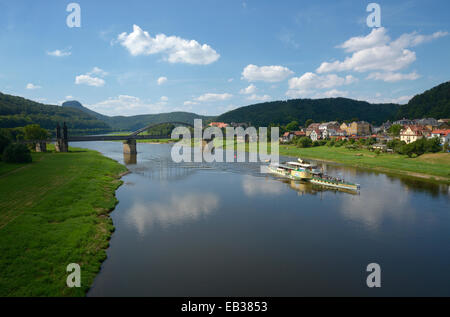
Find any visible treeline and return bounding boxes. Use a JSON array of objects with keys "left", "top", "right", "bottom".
[
  {"left": 396, "top": 81, "right": 450, "bottom": 120},
  {"left": 0, "top": 92, "right": 111, "bottom": 135},
  {"left": 217, "top": 98, "right": 399, "bottom": 127}
]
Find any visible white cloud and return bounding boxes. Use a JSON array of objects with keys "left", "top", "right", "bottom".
[
  {"left": 47, "top": 48, "right": 71, "bottom": 57},
  {"left": 87, "top": 95, "right": 166, "bottom": 116},
  {"left": 117, "top": 24, "right": 220, "bottom": 65},
  {"left": 75, "top": 75, "right": 105, "bottom": 87},
  {"left": 338, "top": 27, "right": 390, "bottom": 52},
  {"left": 317, "top": 28, "right": 447, "bottom": 74},
  {"left": 246, "top": 94, "right": 271, "bottom": 102},
  {"left": 26, "top": 83, "right": 41, "bottom": 90},
  {"left": 183, "top": 101, "right": 198, "bottom": 106},
  {"left": 367, "top": 71, "right": 420, "bottom": 82},
  {"left": 157, "top": 76, "right": 168, "bottom": 85},
  {"left": 89, "top": 67, "right": 108, "bottom": 77},
  {"left": 160, "top": 96, "right": 168, "bottom": 102},
  {"left": 318, "top": 89, "right": 349, "bottom": 98},
  {"left": 65, "top": 95, "right": 74, "bottom": 100},
  {"left": 286, "top": 72, "right": 357, "bottom": 97},
  {"left": 196, "top": 93, "right": 233, "bottom": 102},
  {"left": 240, "top": 84, "right": 257, "bottom": 95},
  {"left": 75, "top": 67, "right": 107, "bottom": 87},
  {"left": 242, "top": 64, "right": 294, "bottom": 82},
  {"left": 227, "top": 78, "right": 234, "bottom": 82}
]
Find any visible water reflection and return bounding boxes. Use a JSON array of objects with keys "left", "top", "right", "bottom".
[
  {"left": 123, "top": 153, "right": 137, "bottom": 165},
  {"left": 128, "top": 193, "right": 220, "bottom": 234},
  {"left": 242, "top": 175, "right": 284, "bottom": 197}
]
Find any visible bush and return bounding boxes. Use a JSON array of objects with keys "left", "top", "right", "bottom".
[
  {"left": 312, "top": 140, "right": 320, "bottom": 147},
  {"left": 2, "top": 143, "right": 32, "bottom": 163},
  {"left": 296, "top": 137, "right": 312, "bottom": 148},
  {"left": 0, "top": 134, "right": 11, "bottom": 155}
]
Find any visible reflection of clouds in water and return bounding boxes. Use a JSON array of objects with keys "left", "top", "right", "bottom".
[
  {"left": 128, "top": 193, "right": 219, "bottom": 235},
  {"left": 340, "top": 182, "right": 413, "bottom": 230},
  {"left": 242, "top": 175, "right": 285, "bottom": 197}
]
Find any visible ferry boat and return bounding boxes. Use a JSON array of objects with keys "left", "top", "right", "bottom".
[
  {"left": 296, "top": 158, "right": 360, "bottom": 191},
  {"left": 267, "top": 162, "right": 312, "bottom": 180},
  {"left": 267, "top": 158, "right": 360, "bottom": 192}
]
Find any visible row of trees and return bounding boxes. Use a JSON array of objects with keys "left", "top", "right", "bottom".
[{"left": 0, "top": 124, "right": 49, "bottom": 164}]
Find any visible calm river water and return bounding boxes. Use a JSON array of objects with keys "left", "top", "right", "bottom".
[{"left": 73, "top": 141, "right": 449, "bottom": 296}]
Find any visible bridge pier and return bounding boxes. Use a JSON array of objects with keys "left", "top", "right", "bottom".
[
  {"left": 123, "top": 139, "right": 137, "bottom": 155},
  {"left": 55, "top": 139, "right": 68, "bottom": 152},
  {"left": 35, "top": 142, "right": 47, "bottom": 153}
]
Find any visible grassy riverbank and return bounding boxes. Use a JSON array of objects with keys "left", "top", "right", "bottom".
[
  {"left": 278, "top": 145, "right": 450, "bottom": 183},
  {"left": 0, "top": 147, "right": 127, "bottom": 296}
]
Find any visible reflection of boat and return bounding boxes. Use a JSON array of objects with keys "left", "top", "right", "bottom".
[{"left": 267, "top": 162, "right": 312, "bottom": 180}]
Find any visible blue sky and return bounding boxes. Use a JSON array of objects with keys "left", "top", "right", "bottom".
[{"left": 0, "top": 0, "right": 449, "bottom": 116}]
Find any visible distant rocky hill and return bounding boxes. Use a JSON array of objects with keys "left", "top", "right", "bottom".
[{"left": 62, "top": 101, "right": 214, "bottom": 132}]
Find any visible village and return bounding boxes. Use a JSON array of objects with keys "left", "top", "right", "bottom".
[{"left": 209, "top": 118, "right": 450, "bottom": 153}]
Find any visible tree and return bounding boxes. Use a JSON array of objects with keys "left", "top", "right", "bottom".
[
  {"left": 285, "top": 121, "right": 299, "bottom": 131},
  {"left": 24, "top": 124, "right": 49, "bottom": 141},
  {"left": 304, "top": 119, "right": 314, "bottom": 128},
  {"left": 2, "top": 143, "right": 32, "bottom": 163},
  {"left": 388, "top": 124, "right": 403, "bottom": 137},
  {"left": 297, "top": 137, "right": 312, "bottom": 148},
  {"left": 0, "top": 134, "right": 11, "bottom": 154}
]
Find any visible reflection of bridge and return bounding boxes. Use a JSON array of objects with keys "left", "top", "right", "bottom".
[{"left": 31, "top": 121, "right": 200, "bottom": 156}]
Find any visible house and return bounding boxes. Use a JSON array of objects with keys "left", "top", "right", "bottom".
[
  {"left": 394, "top": 118, "right": 415, "bottom": 126},
  {"left": 414, "top": 118, "right": 439, "bottom": 128},
  {"left": 341, "top": 121, "right": 371, "bottom": 136},
  {"left": 430, "top": 129, "right": 450, "bottom": 145},
  {"left": 281, "top": 132, "right": 294, "bottom": 143},
  {"left": 209, "top": 122, "right": 229, "bottom": 128},
  {"left": 306, "top": 123, "right": 321, "bottom": 137},
  {"left": 373, "top": 121, "right": 392, "bottom": 134},
  {"left": 309, "top": 129, "right": 321, "bottom": 141},
  {"left": 400, "top": 125, "right": 426, "bottom": 144},
  {"left": 293, "top": 131, "right": 306, "bottom": 137},
  {"left": 319, "top": 121, "right": 340, "bottom": 132}
]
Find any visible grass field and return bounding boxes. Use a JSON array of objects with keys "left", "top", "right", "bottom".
[
  {"left": 278, "top": 145, "right": 450, "bottom": 183},
  {"left": 0, "top": 147, "right": 127, "bottom": 296}
]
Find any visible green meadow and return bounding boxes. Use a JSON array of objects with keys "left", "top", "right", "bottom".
[{"left": 0, "top": 147, "right": 127, "bottom": 296}]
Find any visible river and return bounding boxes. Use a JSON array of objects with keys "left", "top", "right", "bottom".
[{"left": 72, "top": 141, "right": 449, "bottom": 296}]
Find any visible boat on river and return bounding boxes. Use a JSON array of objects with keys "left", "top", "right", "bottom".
[
  {"left": 267, "top": 158, "right": 360, "bottom": 191},
  {"left": 267, "top": 162, "right": 312, "bottom": 180}
]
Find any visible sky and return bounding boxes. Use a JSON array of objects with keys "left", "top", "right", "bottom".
[{"left": 0, "top": 0, "right": 449, "bottom": 117}]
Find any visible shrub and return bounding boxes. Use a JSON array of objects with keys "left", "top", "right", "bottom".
[
  {"left": 0, "top": 134, "right": 11, "bottom": 155},
  {"left": 2, "top": 143, "right": 32, "bottom": 163},
  {"left": 312, "top": 140, "right": 320, "bottom": 147},
  {"left": 296, "top": 137, "right": 312, "bottom": 148}
]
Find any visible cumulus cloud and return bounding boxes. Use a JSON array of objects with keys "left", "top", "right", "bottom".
[
  {"left": 367, "top": 71, "right": 420, "bottom": 82},
  {"left": 87, "top": 95, "right": 166, "bottom": 116},
  {"left": 195, "top": 93, "right": 233, "bottom": 102},
  {"left": 242, "top": 64, "right": 294, "bottom": 82},
  {"left": 286, "top": 72, "right": 357, "bottom": 97},
  {"left": 117, "top": 24, "right": 220, "bottom": 65},
  {"left": 246, "top": 94, "right": 271, "bottom": 102},
  {"left": 157, "top": 76, "right": 168, "bottom": 85},
  {"left": 47, "top": 48, "right": 71, "bottom": 57},
  {"left": 317, "top": 28, "right": 448, "bottom": 74},
  {"left": 75, "top": 67, "right": 107, "bottom": 87},
  {"left": 240, "top": 84, "right": 257, "bottom": 94},
  {"left": 26, "top": 83, "right": 41, "bottom": 90},
  {"left": 75, "top": 74, "right": 105, "bottom": 87}
]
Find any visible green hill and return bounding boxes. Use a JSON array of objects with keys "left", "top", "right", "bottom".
[
  {"left": 0, "top": 92, "right": 111, "bottom": 135},
  {"left": 62, "top": 101, "right": 214, "bottom": 131},
  {"left": 396, "top": 81, "right": 450, "bottom": 119},
  {"left": 217, "top": 98, "right": 399, "bottom": 126}
]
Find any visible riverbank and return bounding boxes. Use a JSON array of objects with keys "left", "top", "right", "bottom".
[
  {"left": 0, "top": 147, "right": 127, "bottom": 296},
  {"left": 278, "top": 145, "right": 450, "bottom": 184}
]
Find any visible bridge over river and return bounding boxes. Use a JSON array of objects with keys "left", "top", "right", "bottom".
[{"left": 28, "top": 121, "right": 213, "bottom": 155}]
